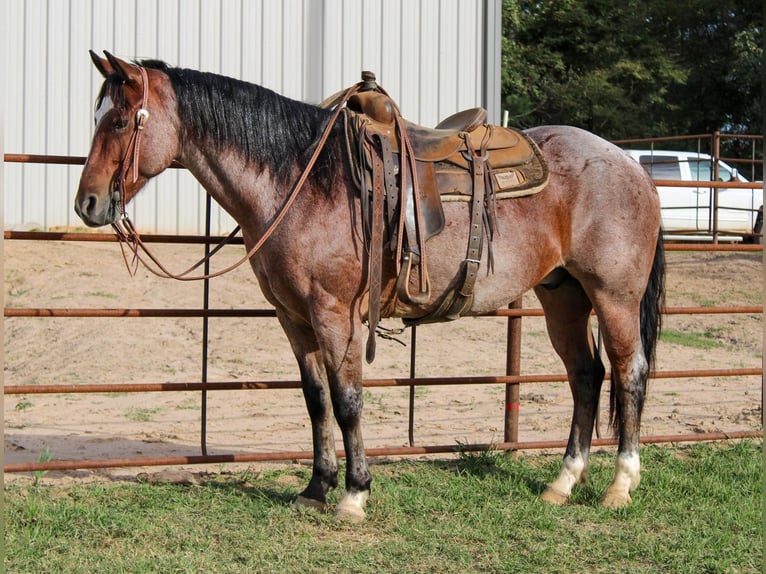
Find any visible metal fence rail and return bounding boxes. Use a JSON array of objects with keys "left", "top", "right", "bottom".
[{"left": 4, "top": 152, "right": 763, "bottom": 474}]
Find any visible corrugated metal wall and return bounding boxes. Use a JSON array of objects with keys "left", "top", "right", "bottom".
[{"left": 4, "top": 0, "right": 499, "bottom": 233}]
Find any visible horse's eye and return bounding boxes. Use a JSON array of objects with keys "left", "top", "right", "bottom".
[{"left": 112, "top": 118, "right": 130, "bottom": 132}]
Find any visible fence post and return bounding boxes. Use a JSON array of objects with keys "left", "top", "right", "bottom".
[
  {"left": 408, "top": 325, "right": 417, "bottom": 447},
  {"left": 200, "top": 194, "right": 213, "bottom": 456},
  {"left": 504, "top": 298, "right": 522, "bottom": 449},
  {"left": 712, "top": 131, "right": 721, "bottom": 243}
]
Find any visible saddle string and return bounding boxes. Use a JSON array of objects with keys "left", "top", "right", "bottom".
[{"left": 111, "top": 66, "right": 364, "bottom": 281}]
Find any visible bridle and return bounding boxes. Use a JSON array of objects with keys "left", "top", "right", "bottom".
[
  {"left": 110, "top": 65, "right": 364, "bottom": 281},
  {"left": 112, "top": 66, "right": 150, "bottom": 218}
]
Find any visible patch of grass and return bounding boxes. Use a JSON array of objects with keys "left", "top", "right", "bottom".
[
  {"left": 454, "top": 442, "right": 505, "bottom": 477},
  {"left": 33, "top": 448, "right": 53, "bottom": 487},
  {"left": 363, "top": 390, "right": 384, "bottom": 407},
  {"left": 659, "top": 328, "right": 726, "bottom": 349},
  {"left": 84, "top": 291, "right": 119, "bottom": 299},
  {"left": 124, "top": 407, "right": 161, "bottom": 423},
  {"left": 526, "top": 330, "right": 548, "bottom": 338},
  {"left": 176, "top": 398, "right": 199, "bottom": 410},
  {"left": 15, "top": 400, "right": 33, "bottom": 411},
  {"left": 732, "top": 288, "right": 763, "bottom": 305},
  {"left": 5, "top": 441, "right": 761, "bottom": 573}
]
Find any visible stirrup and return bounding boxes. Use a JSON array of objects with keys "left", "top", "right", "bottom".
[{"left": 396, "top": 252, "right": 431, "bottom": 306}]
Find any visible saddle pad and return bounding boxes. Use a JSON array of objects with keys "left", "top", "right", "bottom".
[{"left": 439, "top": 131, "right": 549, "bottom": 200}]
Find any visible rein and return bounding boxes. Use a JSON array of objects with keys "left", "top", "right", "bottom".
[{"left": 112, "top": 67, "right": 364, "bottom": 281}]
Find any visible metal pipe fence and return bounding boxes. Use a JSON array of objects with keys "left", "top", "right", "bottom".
[{"left": 4, "top": 152, "right": 763, "bottom": 475}]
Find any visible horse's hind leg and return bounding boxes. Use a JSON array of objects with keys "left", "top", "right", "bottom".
[
  {"left": 534, "top": 276, "right": 605, "bottom": 505},
  {"left": 593, "top": 299, "right": 648, "bottom": 508},
  {"left": 278, "top": 317, "right": 339, "bottom": 513}
]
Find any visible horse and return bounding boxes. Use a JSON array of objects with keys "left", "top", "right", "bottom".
[{"left": 75, "top": 51, "right": 664, "bottom": 522}]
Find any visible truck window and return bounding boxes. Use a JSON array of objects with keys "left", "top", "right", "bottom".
[
  {"left": 716, "top": 164, "right": 734, "bottom": 181},
  {"left": 688, "top": 159, "right": 713, "bottom": 181},
  {"left": 638, "top": 155, "right": 682, "bottom": 180}
]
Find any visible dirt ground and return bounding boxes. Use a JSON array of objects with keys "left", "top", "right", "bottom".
[{"left": 3, "top": 238, "right": 763, "bottom": 484}]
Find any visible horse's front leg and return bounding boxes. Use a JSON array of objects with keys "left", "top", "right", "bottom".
[
  {"left": 278, "top": 316, "right": 339, "bottom": 512},
  {"left": 329, "top": 376, "right": 370, "bottom": 522},
  {"left": 312, "top": 304, "right": 371, "bottom": 522}
]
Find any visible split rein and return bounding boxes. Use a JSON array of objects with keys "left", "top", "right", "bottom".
[{"left": 111, "top": 70, "right": 365, "bottom": 281}]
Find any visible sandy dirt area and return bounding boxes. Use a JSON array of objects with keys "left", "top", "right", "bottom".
[{"left": 3, "top": 237, "right": 763, "bottom": 483}]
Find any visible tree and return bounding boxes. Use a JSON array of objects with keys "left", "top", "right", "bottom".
[{"left": 502, "top": 0, "right": 763, "bottom": 141}]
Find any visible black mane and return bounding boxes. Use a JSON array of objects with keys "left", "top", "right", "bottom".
[{"left": 139, "top": 60, "right": 339, "bottom": 185}]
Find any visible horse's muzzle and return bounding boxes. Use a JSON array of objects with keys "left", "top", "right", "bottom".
[{"left": 74, "top": 189, "right": 119, "bottom": 227}]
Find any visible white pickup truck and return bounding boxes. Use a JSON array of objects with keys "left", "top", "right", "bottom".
[{"left": 623, "top": 149, "right": 763, "bottom": 242}]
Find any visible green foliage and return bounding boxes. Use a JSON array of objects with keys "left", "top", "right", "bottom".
[
  {"left": 659, "top": 328, "right": 726, "bottom": 349},
  {"left": 502, "top": 0, "right": 763, "bottom": 140},
  {"left": 32, "top": 448, "right": 54, "bottom": 487},
  {"left": 5, "top": 442, "right": 762, "bottom": 573},
  {"left": 124, "top": 407, "right": 161, "bottom": 423}
]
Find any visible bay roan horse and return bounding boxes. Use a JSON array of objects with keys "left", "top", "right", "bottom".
[{"left": 76, "top": 51, "right": 664, "bottom": 522}]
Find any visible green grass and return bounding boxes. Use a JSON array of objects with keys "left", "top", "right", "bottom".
[
  {"left": 5, "top": 441, "right": 762, "bottom": 573},
  {"left": 84, "top": 291, "right": 119, "bottom": 299},
  {"left": 659, "top": 328, "right": 727, "bottom": 349},
  {"left": 124, "top": 407, "right": 161, "bottom": 422}
]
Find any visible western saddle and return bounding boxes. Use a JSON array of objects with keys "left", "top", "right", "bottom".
[{"left": 328, "top": 72, "right": 549, "bottom": 362}]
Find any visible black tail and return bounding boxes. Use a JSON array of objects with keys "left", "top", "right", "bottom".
[
  {"left": 639, "top": 232, "right": 665, "bottom": 370},
  {"left": 610, "top": 231, "right": 665, "bottom": 432}
]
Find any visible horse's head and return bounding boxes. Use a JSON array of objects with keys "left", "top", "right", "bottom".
[{"left": 75, "top": 51, "right": 179, "bottom": 227}]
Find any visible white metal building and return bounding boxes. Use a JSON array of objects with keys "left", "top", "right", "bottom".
[{"left": 4, "top": 0, "right": 502, "bottom": 233}]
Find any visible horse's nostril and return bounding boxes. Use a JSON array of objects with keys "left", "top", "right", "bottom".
[
  {"left": 75, "top": 193, "right": 102, "bottom": 225},
  {"left": 85, "top": 194, "right": 98, "bottom": 214},
  {"left": 77, "top": 194, "right": 97, "bottom": 217}
]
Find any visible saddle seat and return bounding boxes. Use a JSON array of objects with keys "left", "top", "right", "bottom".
[
  {"left": 434, "top": 107, "right": 487, "bottom": 131},
  {"left": 347, "top": 90, "right": 533, "bottom": 169}
]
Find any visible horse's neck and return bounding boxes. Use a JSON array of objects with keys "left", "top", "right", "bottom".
[{"left": 179, "top": 143, "right": 282, "bottom": 233}]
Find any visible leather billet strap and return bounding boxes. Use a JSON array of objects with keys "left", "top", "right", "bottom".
[
  {"left": 444, "top": 136, "right": 488, "bottom": 319},
  {"left": 365, "top": 131, "right": 388, "bottom": 363},
  {"left": 402, "top": 132, "right": 493, "bottom": 326}
]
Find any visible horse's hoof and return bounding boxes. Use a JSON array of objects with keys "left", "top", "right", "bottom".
[
  {"left": 293, "top": 495, "right": 328, "bottom": 514},
  {"left": 600, "top": 490, "right": 632, "bottom": 509},
  {"left": 334, "top": 491, "right": 369, "bottom": 523},
  {"left": 540, "top": 486, "right": 569, "bottom": 506},
  {"left": 334, "top": 501, "right": 366, "bottom": 523}
]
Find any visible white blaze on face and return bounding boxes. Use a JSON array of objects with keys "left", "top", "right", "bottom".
[{"left": 94, "top": 95, "right": 114, "bottom": 128}]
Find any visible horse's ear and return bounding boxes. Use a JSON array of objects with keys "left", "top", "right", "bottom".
[
  {"left": 104, "top": 51, "right": 137, "bottom": 84},
  {"left": 89, "top": 50, "right": 112, "bottom": 78}
]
